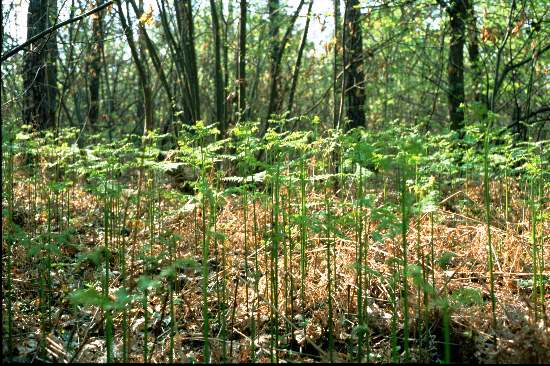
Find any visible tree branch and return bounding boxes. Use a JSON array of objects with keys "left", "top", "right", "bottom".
[
  {"left": 1, "top": 0, "right": 115, "bottom": 63},
  {"left": 507, "top": 106, "right": 550, "bottom": 131},
  {"left": 493, "top": 43, "right": 550, "bottom": 103},
  {"left": 521, "top": 106, "right": 550, "bottom": 122}
]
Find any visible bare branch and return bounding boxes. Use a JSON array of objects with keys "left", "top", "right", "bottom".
[{"left": 1, "top": 0, "right": 115, "bottom": 62}]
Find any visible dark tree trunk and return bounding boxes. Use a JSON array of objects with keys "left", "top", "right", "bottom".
[
  {"left": 116, "top": 0, "right": 153, "bottom": 135},
  {"left": 23, "top": 0, "right": 57, "bottom": 130},
  {"left": 87, "top": 0, "right": 104, "bottom": 131},
  {"left": 287, "top": 0, "right": 313, "bottom": 114},
  {"left": 237, "top": 0, "right": 247, "bottom": 121},
  {"left": 210, "top": 0, "right": 225, "bottom": 134},
  {"left": 127, "top": 0, "right": 175, "bottom": 137},
  {"left": 263, "top": 0, "right": 304, "bottom": 134},
  {"left": 175, "top": 0, "right": 201, "bottom": 123},
  {"left": 266, "top": 0, "right": 281, "bottom": 121},
  {"left": 157, "top": 0, "right": 193, "bottom": 126},
  {"left": 343, "top": 0, "right": 366, "bottom": 131},
  {"left": 45, "top": 0, "right": 58, "bottom": 129},
  {"left": 447, "top": 0, "right": 466, "bottom": 134},
  {"left": 137, "top": 0, "right": 152, "bottom": 132},
  {"left": 333, "top": 0, "right": 341, "bottom": 129},
  {"left": 222, "top": 0, "right": 232, "bottom": 124},
  {"left": 466, "top": 0, "right": 481, "bottom": 104}
]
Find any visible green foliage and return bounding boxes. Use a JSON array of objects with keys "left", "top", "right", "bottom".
[
  {"left": 2, "top": 113, "right": 549, "bottom": 363},
  {"left": 69, "top": 287, "right": 132, "bottom": 311},
  {"left": 437, "top": 252, "right": 457, "bottom": 270},
  {"left": 451, "top": 288, "right": 484, "bottom": 307},
  {"left": 69, "top": 288, "right": 110, "bottom": 308}
]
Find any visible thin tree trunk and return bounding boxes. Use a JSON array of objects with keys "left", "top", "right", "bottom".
[
  {"left": 466, "top": 0, "right": 481, "bottom": 105},
  {"left": 266, "top": 0, "right": 281, "bottom": 122},
  {"left": 156, "top": 0, "right": 193, "bottom": 126},
  {"left": 287, "top": 0, "right": 313, "bottom": 114},
  {"left": 56, "top": 0, "right": 80, "bottom": 130},
  {"left": 222, "top": 0, "right": 232, "bottom": 125},
  {"left": 249, "top": 26, "right": 267, "bottom": 120},
  {"left": 175, "top": 0, "right": 200, "bottom": 123},
  {"left": 45, "top": 0, "right": 58, "bottom": 130},
  {"left": 23, "top": 0, "right": 57, "bottom": 130},
  {"left": 447, "top": 0, "right": 466, "bottom": 134},
  {"left": 333, "top": 0, "right": 341, "bottom": 129},
  {"left": 128, "top": 0, "right": 175, "bottom": 136},
  {"left": 343, "top": 0, "right": 366, "bottom": 131},
  {"left": 137, "top": 0, "right": 152, "bottom": 131},
  {"left": 237, "top": 0, "right": 247, "bottom": 122},
  {"left": 264, "top": 0, "right": 305, "bottom": 134},
  {"left": 210, "top": 0, "right": 225, "bottom": 135},
  {"left": 87, "top": 0, "right": 104, "bottom": 131},
  {"left": 116, "top": 0, "right": 153, "bottom": 135},
  {"left": 101, "top": 43, "right": 114, "bottom": 141}
]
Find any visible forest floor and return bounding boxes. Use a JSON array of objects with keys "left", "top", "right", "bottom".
[{"left": 2, "top": 171, "right": 550, "bottom": 363}]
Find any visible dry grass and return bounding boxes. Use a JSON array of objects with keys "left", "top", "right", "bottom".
[{"left": 3, "top": 173, "right": 549, "bottom": 363}]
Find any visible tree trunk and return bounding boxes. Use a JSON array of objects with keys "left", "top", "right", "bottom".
[
  {"left": 45, "top": 0, "right": 58, "bottom": 130},
  {"left": 210, "top": 0, "right": 225, "bottom": 135},
  {"left": 466, "top": 0, "right": 481, "bottom": 104},
  {"left": 333, "top": 0, "right": 341, "bottom": 129},
  {"left": 263, "top": 0, "right": 305, "bottom": 133},
  {"left": 87, "top": 0, "right": 104, "bottom": 131},
  {"left": 237, "top": 0, "right": 247, "bottom": 122},
  {"left": 156, "top": 0, "right": 193, "bottom": 126},
  {"left": 23, "top": 0, "right": 57, "bottom": 130},
  {"left": 137, "top": 0, "right": 153, "bottom": 132},
  {"left": 447, "top": 0, "right": 466, "bottom": 134},
  {"left": 287, "top": 0, "right": 313, "bottom": 114},
  {"left": 222, "top": 0, "right": 232, "bottom": 125},
  {"left": 175, "top": 0, "right": 201, "bottom": 123},
  {"left": 266, "top": 0, "right": 281, "bottom": 121},
  {"left": 343, "top": 0, "right": 366, "bottom": 131},
  {"left": 127, "top": 0, "right": 175, "bottom": 137},
  {"left": 116, "top": 1, "right": 153, "bottom": 135}
]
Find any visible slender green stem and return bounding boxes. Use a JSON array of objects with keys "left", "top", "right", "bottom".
[
  {"left": 252, "top": 191, "right": 260, "bottom": 362},
  {"left": 483, "top": 120, "right": 497, "bottom": 331},
  {"left": 103, "top": 180, "right": 113, "bottom": 363},
  {"left": 270, "top": 153, "right": 281, "bottom": 363},
  {"left": 324, "top": 185, "right": 334, "bottom": 363},
  {"left": 299, "top": 157, "right": 307, "bottom": 311},
  {"left": 200, "top": 142, "right": 210, "bottom": 363},
  {"left": 401, "top": 166, "right": 410, "bottom": 362},
  {"left": 4, "top": 125, "right": 15, "bottom": 360},
  {"left": 356, "top": 167, "right": 364, "bottom": 361}
]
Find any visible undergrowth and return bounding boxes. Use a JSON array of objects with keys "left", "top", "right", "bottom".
[{"left": 2, "top": 117, "right": 549, "bottom": 363}]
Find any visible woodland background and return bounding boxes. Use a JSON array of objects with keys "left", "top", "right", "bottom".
[{"left": 1, "top": 0, "right": 549, "bottom": 363}]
